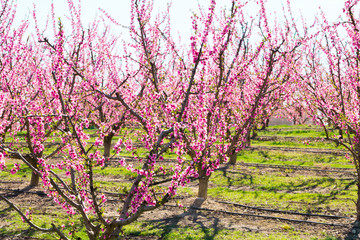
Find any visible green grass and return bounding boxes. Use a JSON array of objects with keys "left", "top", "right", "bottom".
[
  {"left": 251, "top": 139, "right": 346, "bottom": 150},
  {"left": 122, "top": 220, "right": 341, "bottom": 240},
  {"left": 0, "top": 207, "right": 339, "bottom": 240},
  {"left": 93, "top": 165, "right": 137, "bottom": 178},
  {"left": 266, "top": 124, "right": 321, "bottom": 129},
  {"left": 0, "top": 124, "right": 354, "bottom": 239},
  {"left": 211, "top": 170, "right": 356, "bottom": 193},
  {"left": 94, "top": 180, "right": 132, "bottom": 189},
  {"left": 122, "top": 220, "right": 338, "bottom": 240},
  {"left": 236, "top": 150, "right": 353, "bottom": 169},
  {"left": 258, "top": 129, "right": 329, "bottom": 138},
  {"left": 0, "top": 206, "right": 88, "bottom": 239},
  {"left": 208, "top": 187, "right": 355, "bottom": 215},
  {"left": 257, "top": 124, "right": 340, "bottom": 137},
  {"left": 257, "top": 124, "right": 329, "bottom": 138},
  {"left": 0, "top": 197, "right": 342, "bottom": 240},
  {"left": 0, "top": 162, "right": 34, "bottom": 180}
]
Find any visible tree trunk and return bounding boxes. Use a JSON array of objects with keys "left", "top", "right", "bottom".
[
  {"left": 228, "top": 152, "right": 238, "bottom": 165},
  {"left": 355, "top": 146, "right": 360, "bottom": 221},
  {"left": 107, "top": 225, "right": 121, "bottom": 240},
  {"left": 103, "top": 134, "right": 114, "bottom": 158},
  {"left": 357, "top": 181, "right": 360, "bottom": 221},
  {"left": 261, "top": 122, "right": 266, "bottom": 130},
  {"left": 198, "top": 175, "right": 210, "bottom": 199},
  {"left": 339, "top": 129, "right": 343, "bottom": 139},
  {"left": 265, "top": 118, "right": 269, "bottom": 128},
  {"left": 246, "top": 130, "right": 251, "bottom": 147},
  {"left": 251, "top": 126, "right": 258, "bottom": 139},
  {"left": 28, "top": 156, "right": 39, "bottom": 187},
  {"left": 194, "top": 166, "right": 211, "bottom": 207},
  {"left": 30, "top": 172, "right": 39, "bottom": 187}
]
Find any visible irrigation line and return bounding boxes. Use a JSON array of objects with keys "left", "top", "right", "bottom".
[
  {"left": 255, "top": 135, "right": 350, "bottom": 144},
  {"left": 259, "top": 128, "right": 334, "bottom": 132},
  {"left": 164, "top": 204, "right": 347, "bottom": 227},
  {"left": 0, "top": 181, "right": 23, "bottom": 184},
  {"left": 0, "top": 188, "right": 47, "bottom": 196},
  {"left": 108, "top": 156, "right": 176, "bottom": 163},
  {"left": 255, "top": 136, "right": 333, "bottom": 142},
  {"left": 215, "top": 200, "right": 352, "bottom": 219},
  {"left": 235, "top": 162, "right": 355, "bottom": 173},
  {"left": 248, "top": 146, "right": 346, "bottom": 155}
]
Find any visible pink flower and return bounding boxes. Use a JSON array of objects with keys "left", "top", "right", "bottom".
[
  {"left": 118, "top": 158, "right": 126, "bottom": 166},
  {"left": 10, "top": 163, "right": 20, "bottom": 174},
  {"left": 125, "top": 139, "right": 133, "bottom": 151},
  {"left": 100, "top": 194, "right": 107, "bottom": 203}
]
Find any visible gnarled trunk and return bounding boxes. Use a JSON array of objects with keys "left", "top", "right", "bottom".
[
  {"left": 196, "top": 166, "right": 210, "bottom": 205},
  {"left": 261, "top": 118, "right": 270, "bottom": 130},
  {"left": 357, "top": 181, "right": 360, "bottom": 221},
  {"left": 228, "top": 152, "right": 238, "bottom": 165},
  {"left": 251, "top": 126, "right": 258, "bottom": 139},
  {"left": 27, "top": 156, "right": 39, "bottom": 187},
  {"left": 30, "top": 172, "right": 39, "bottom": 187},
  {"left": 245, "top": 129, "right": 251, "bottom": 147},
  {"left": 103, "top": 134, "right": 114, "bottom": 158},
  {"left": 198, "top": 175, "right": 210, "bottom": 199},
  {"left": 354, "top": 145, "right": 360, "bottom": 221}
]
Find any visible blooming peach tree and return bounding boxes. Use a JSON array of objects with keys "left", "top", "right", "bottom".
[
  {"left": 299, "top": 0, "right": 360, "bottom": 220},
  {"left": 0, "top": 0, "right": 238, "bottom": 239}
]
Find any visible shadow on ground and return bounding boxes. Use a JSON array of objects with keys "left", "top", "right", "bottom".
[
  {"left": 144, "top": 206, "right": 221, "bottom": 240},
  {"left": 345, "top": 221, "right": 360, "bottom": 240}
]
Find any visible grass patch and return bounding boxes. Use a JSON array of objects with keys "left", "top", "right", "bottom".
[
  {"left": 258, "top": 129, "right": 329, "bottom": 138},
  {"left": 93, "top": 165, "right": 137, "bottom": 178},
  {"left": 122, "top": 221, "right": 339, "bottom": 240},
  {"left": 235, "top": 150, "right": 353, "bottom": 169},
  {"left": 0, "top": 124, "right": 352, "bottom": 239},
  {"left": 208, "top": 187, "right": 355, "bottom": 214},
  {"left": 0, "top": 206, "right": 87, "bottom": 239},
  {"left": 251, "top": 139, "right": 345, "bottom": 150},
  {"left": 211, "top": 170, "right": 356, "bottom": 193}
]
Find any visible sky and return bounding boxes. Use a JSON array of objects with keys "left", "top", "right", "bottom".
[{"left": 14, "top": 0, "right": 347, "bottom": 40}]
